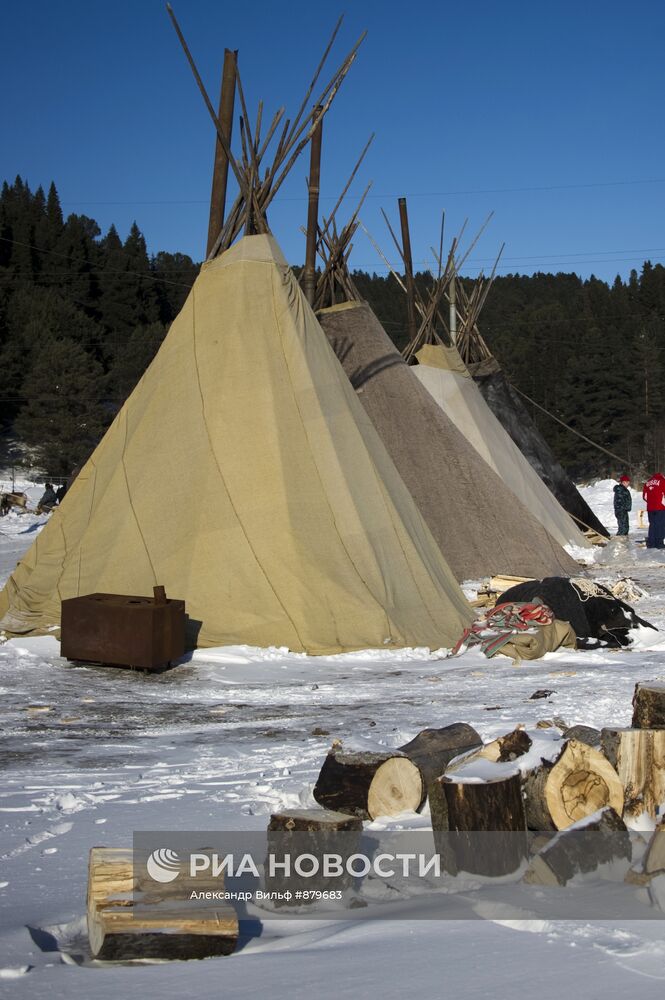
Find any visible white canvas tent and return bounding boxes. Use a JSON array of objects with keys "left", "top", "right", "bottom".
[
  {"left": 0, "top": 236, "right": 474, "bottom": 654},
  {"left": 413, "top": 343, "right": 591, "bottom": 551}
]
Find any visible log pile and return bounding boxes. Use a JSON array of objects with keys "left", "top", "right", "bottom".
[{"left": 262, "top": 679, "right": 665, "bottom": 908}]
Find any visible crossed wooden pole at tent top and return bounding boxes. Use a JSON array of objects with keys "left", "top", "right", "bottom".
[
  {"left": 296, "top": 134, "right": 376, "bottom": 311},
  {"left": 166, "top": 6, "right": 366, "bottom": 260},
  {"left": 361, "top": 203, "right": 503, "bottom": 363}
]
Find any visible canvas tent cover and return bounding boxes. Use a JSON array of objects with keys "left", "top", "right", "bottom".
[
  {"left": 317, "top": 301, "right": 580, "bottom": 584},
  {"left": 0, "top": 236, "right": 474, "bottom": 654},
  {"left": 413, "top": 343, "right": 590, "bottom": 551},
  {"left": 468, "top": 359, "right": 608, "bottom": 537}
]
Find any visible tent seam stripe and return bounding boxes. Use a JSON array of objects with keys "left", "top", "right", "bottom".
[{"left": 120, "top": 407, "right": 158, "bottom": 584}]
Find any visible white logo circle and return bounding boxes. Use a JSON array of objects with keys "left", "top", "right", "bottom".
[{"left": 146, "top": 848, "right": 180, "bottom": 883}]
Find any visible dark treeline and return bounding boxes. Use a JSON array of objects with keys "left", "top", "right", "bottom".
[
  {"left": 0, "top": 176, "right": 198, "bottom": 474},
  {"left": 1, "top": 176, "right": 664, "bottom": 479},
  {"left": 355, "top": 265, "right": 665, "bottom": 480}
]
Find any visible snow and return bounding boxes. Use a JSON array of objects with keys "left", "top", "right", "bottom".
[{"left": 1, "top": 477, "right": 665, "bottom": 995}]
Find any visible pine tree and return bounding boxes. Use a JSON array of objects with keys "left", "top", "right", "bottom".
[
  {"left": 110, "top": 321, "right": 167, "bottom": 398},
  {"left": 15, "top": 337, "right": 108, "bottom": 475}
]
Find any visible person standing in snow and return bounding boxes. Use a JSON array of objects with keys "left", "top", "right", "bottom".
[
  {"left": 643, "top": 472, "right": 665, "bottom": 549},
  {"left": 613, "top": 474, "right": 632, "bottom": 536}
]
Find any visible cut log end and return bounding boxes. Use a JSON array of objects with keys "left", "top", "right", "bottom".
[
  {"left": 548, "top": 740, "right": 623, "bottom": 828},
  {"left": 313, "top": 749, "right": 424, "bottom": 820},
  {"left": 367, "top": 757, "right": 423, "bottom": 819},
  {"left": 524, "top": 739, "right": 624, "bottom": 831}
]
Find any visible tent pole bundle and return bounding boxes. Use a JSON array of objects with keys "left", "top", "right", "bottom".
[{"left": 167, "top": 6, "right": 366, "bottom": 257}]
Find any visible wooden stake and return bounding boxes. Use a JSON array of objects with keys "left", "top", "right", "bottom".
[
  {"left": 206, "top": 48, "right": 237, "bottom": 258},
  {"left": 398, "top": 197, "right": 417, "bottom": 345},
  {"left": 303, "top": 105, "right": 324, "bottom": 306}
]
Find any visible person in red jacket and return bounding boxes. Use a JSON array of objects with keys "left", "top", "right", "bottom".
[{"left": 643, "top": 472, "right": 665, "bottom": 549}]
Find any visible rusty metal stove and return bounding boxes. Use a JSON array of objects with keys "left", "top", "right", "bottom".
[{"left": 61, "top": 586, "right": 186, "bottom": 670}]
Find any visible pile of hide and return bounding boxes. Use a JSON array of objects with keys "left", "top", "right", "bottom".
[{"left": 500, "top": 577, "right": 657, "bottom": 649}]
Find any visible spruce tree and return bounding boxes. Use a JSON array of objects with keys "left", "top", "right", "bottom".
[{"left": 15, "top": 337, "right": 107, "bottom": 475}]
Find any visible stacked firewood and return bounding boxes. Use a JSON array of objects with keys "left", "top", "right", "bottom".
[{"left": 270, "top": 681, "right": 665, "bottom": 895}]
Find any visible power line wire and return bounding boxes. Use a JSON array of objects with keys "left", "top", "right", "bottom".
[{"left": 57, "top": 176, "right": 665, "bottom": 207}]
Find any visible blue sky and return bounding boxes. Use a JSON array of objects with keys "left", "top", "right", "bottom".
[{"left": 2, "top": 0, "right": 664, "bottom": 281}]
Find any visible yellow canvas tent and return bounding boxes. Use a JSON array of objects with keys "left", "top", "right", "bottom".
[{"left": 0, "top": 236, "right": 473, "bottom": 654}]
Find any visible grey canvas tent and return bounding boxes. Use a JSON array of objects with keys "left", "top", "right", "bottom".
[
  {"left": 317, "top": 300, "right": 579, "bottom": 582},
  {"left": 307, "top": 205, "right": 579, "bottom": 581},
  {"left": 383, "top": 227, "right": 594, "bottom": 553},
  {"left": 453, "top": 278, "right": 609, "bottom": 538}
]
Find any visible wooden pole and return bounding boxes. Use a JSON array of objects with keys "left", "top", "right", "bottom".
[
  {"left": 303, "top": 105, "right": 323, "bottom": 306},
  {"left": 206, "top": 49, "right": 237, "bottom": 258},
  {"left": 398, "top": 197, "right": 417, "bottom": 344},
  {"left": 449, "top": 274, "right": 457, "bottom": 344}
]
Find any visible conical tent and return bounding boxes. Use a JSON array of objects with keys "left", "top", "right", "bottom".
[
  {"left": 451, "top": 280, "right": 608, "bottom": 538},
  {"left": 0, "top": 236, "right": 474, "bottom": 654},
  {"left": 468, "top": 357, "right": 609, "bottom": 537},
  {"left": 413, "top": 342, "right": 591, "bottom": 551},
  {"left": 377, "top": 198, "right": 606, "bottom": 543},
  {"left": 317, "top": 300, "right": 580, "bottom": 583}
]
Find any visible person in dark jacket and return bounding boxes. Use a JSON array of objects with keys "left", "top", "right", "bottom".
[
  {"left": 613, "top": 474, "right": 632, "bottom": 536},
  {"left": 36, "top": 483, "right": 57, "bottom": 514}
]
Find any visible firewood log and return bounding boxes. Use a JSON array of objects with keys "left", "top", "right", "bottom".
[
  {"left": 563, "top": 724, "right": 601, "bottom": 747},
  {"left": 267, "top": 809, "right": 363, "bottom": 833},
  {"left": 398, "top": 724, "right": 482, "bottom": 784},
  {"left": 644, "top": 822, "right": 665, "bottom": 876},
  {"left": 87, "top": 848, "right": 237, "bottom": 961},
  {"left": 632, "top": 683, "right": 665, "bottom": 729},
  {"left": 601, "top": 728, "right": 665, "bottom": 821},
  {"left": 447, "top": 726, "right": 532, "bottom": 773},
  {"left": 313, "top": 748, "right": 424, "bottom": 820},
  {"left": 430, "top": 770, "right": 528, "bottom": 876},
  {"left": 522, "top": 739, "right": 624, "bottom": 831},
  {"left": 265, "top": 809, "right": 363, "bottom": 905},
  {"left": 523, "top": 807, "right": 630, "bottom": 886}
]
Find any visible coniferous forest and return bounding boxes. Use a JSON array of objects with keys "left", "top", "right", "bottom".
[{"left": 1, "top": 176, "right": 664, "bottom": 479}]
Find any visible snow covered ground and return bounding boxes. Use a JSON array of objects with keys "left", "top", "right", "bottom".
[{"left": 1, "top": 478, "right": 665, "bottom": 996}]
